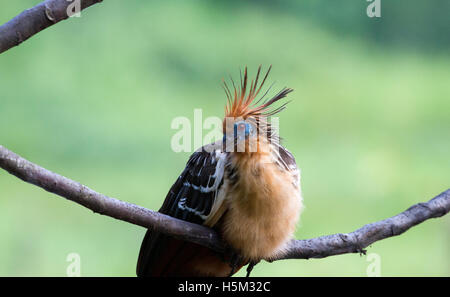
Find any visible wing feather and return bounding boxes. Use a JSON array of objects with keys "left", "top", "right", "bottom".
[
  {"left": 276, "top": 144, "right": 301, "bottom": 189},
  {"left": 136, "top": 141, "right": 228, "bottom": 276}
]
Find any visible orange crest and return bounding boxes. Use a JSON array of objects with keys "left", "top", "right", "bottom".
[{"left": 222, "top": 66, "right": 293, "bottom": 133}]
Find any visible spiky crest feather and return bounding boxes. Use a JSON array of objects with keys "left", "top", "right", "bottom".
[{"left": 222, "top": 65, "right": 293, "bottom": 121}]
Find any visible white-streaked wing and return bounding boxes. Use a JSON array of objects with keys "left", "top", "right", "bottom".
[
  {"left": 159, "top": 141, "right": 228, "bottom": 225},
  {"left": 273, "top": 144, "right": 301, "bottom": 189}
]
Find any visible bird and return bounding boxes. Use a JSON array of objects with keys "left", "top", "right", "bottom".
[{"left": 136, "top": 65, "right": 303, "bottom": 277}]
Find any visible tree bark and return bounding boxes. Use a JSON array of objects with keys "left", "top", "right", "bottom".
[
  {"left": 0, "top": 0, "right": 102, "bottom": 54},
  {"left": 1, "top": 145, "right": 449, "bottom": 262}
]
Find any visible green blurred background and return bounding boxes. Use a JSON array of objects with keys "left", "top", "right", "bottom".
[{"left": 0, "top": 0, "right": 449, "bottom": 276}]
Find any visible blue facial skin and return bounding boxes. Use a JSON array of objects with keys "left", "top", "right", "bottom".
[
  {"left": 223, "top": 121, "right": 252, "bottom": 145},
  {"left": 234, "top": 122, "right": 251, "bottom": 138}
]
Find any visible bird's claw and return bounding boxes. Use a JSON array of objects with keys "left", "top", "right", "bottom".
[
  {"left": 222, "top": 245, "right": 245, "bottom": 277},
  {"left": 246, "top": 260, "right": 260, "bottom": 277},
  {"left": 228, "top": 252, "right": 244, "bottom": 276}
]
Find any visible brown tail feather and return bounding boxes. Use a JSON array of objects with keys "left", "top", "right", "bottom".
[{"left": 137, "top": 229, "right": 243, "bottom": 277}]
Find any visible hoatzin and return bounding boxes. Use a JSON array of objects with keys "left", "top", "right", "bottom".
[{"left": 137, "top": 66, "right": 303, "bottom": 277}]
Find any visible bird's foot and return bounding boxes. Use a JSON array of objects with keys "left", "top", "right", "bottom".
[
  {"left": 246, "top": 260, "right": 260, "bottom": 277},
  {"left": 222, "top": 245, "right": 245, "bottom": 277},
  {"left": 228, "top": 252, "right": 244, "bottom": 277}
]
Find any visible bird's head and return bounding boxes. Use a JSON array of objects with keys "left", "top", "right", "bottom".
[{"left": 222, "top": 66, "right": 293, "bottom": 154}]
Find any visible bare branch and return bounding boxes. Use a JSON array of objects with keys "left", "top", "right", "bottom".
[
  {"left": 0, "top": 0, "right": 102, "bottom": 54},
  {"left": 0, "top": 145, "right": 225, "bottom": 253},
  {"left": 0, "top": 145, "right": 449, "bottom": 263},
  {"left": 277, "top": 189, "right": 450, "bottom": 260}
]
